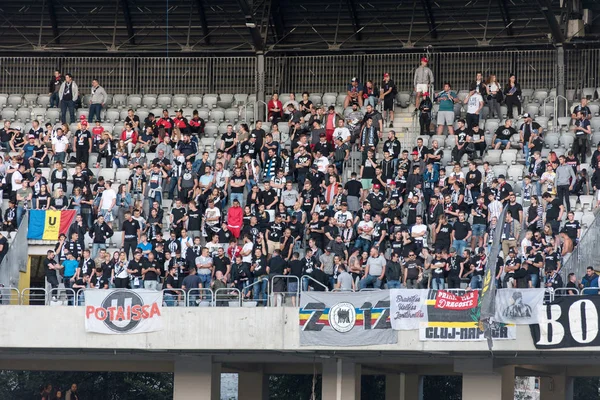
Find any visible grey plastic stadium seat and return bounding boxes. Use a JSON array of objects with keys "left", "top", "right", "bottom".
[
  {"left": 397, "top": 93, "right": 411, "bottom": 108},
  {"left": 309, "top": 94, "right": 322, "bottom": 106},
  {"left": 532, "top": 90, "right": 548, "bottom": 104},
  {"left": 507, "top": 166, "right": 524, "bottom": 182},
  {"left": 142, "top": 95, "right": 157, "bottom": 109},
  {"left": 1, "top": 108, "right": 16, "bottom": 121},
  {"left": 7, "top": 95, "right": 22, "bottom": 108},
  {"left": 105, "top": 109, "right": 120, "bottom": 123},
  {"left": 0, "top": 95, "right": 7, "bottom": 107},
  {"left": 137, "top": 110, "right": 149, "bottom": 122},
  {"left": 278, "top": 94, "right": 291, "bottom": 104},
  {"left": 225, "top": 108, "right": 239, "bottom": 122},
  {"left": 24, "top": 94, "right": 38, "bottom": 106},
  {"left": 157, "top": 95, "right": 172, "bottom": 109},
  {"left": 247, "top": 94, "right": 257, "bottom": 103},
  {"left": 591, "top": 118, "right": 600, "bottom": 133},
  {"left": 218, "top": 94, "right": 234, "bottom": 108},
  {"left": 173, "top": 95, "right": 188, "bottom": 109},
  {"left": 203, "top": 95, "right": 218, "bottom": 109},
  {"left": 589, "top": 104, "right": 600, "bottom": 116},
  {"left": 197, "top": 108, "right": 210, "bottom": 120},
  {"left": 31, "top": 107, "right": 46, "bottom": 120},
  {"left": 559, "top": 133, "right": 573, "bottom": 149},
  {"left": 127, "top": 95, "right": 142, "bottom": 109},
  {"left": 119, "top": 109, "right": 130, "bottom": 121},
  {"left": 210, "top": 108, "right": 225, "bottom": 123},
  {"left": 112, "top": 94, "right": 127, "bottom": 108},
  {"left": 322, "top": 93, "right": 337, "bottom": 106},
  {"left": 204, "top": 122, "right": 218, "bottom": 136},
  {"left": 46, "top": 109, "right": 60, "bottom": 123},
  {"left": 181, "top": 108, "right": 193, "bottom": 118},
  {"left": 234, "top": 94, "right": 248, "bottom": 105},
  {"left": 188, "top": 95, "right": 203, "bottom": 108},
  {"left": 583, "top": 88, "right": 596, "bottom": 100},
  {"left": 544, "top": 133, "right": 559, "bottom": 149},
  {"left": 16, "top": 108, "right": 31, "bottom": 122}
]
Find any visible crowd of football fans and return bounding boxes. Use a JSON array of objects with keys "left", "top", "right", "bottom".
[{"left": 1, "top": 58, "right": 598, "bottom": 306}]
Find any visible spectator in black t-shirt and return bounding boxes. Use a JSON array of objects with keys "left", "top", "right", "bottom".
[
  {"left": 445, "top": 248, "right": 463, "bottom": 289},
  {"left": 542, "top": 192, "right": 564, "bottom": 237},
  {"left": 493, "top": 119, "right": 517, "bottom": 150},
  {"left": 452, "top": 211, "right": 471, "bottom": 256},
  {"left": 524, "top": 246, "right": 543, "bottom": 288},
  {"left": 44, "top": 250, "right": 60, "bottom": 292},
  {"left": 561, "top": 211, "right": 581, "bottom": 244},
  {"left": 121, "top": 211, "right": 141, "bottom": 259}
]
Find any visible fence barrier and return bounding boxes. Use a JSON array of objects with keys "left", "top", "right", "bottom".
[
  {"left": 162, "top": 289, "right": 186, "bottom": 307},
  {"left": 48, "top": 288, "right": 76, "bottom": 306},
  {"left": 268, "top": 275, "right": 299, "bottom": 307},
  {"left": 214, "top": 288, "right": 241, "bottom": 307},
  {"left": 20, "top": 288, "right": 47, "bottom": 306},
  {"left": 0, "top": 49, "right": 597, "bottom": 97},
  {"left": 243, "top": 279, "right": 270, "bottom": 307},
  {"left": 2, "top": 286, "right": 600, "bottom": 309},
  {"left": 0, "top": 287, "right": 19, "bottom": 305},
  {"left": 186, "top": 288, "right": 214, "bottom": 307}
]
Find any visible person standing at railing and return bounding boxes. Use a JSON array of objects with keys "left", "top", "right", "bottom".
[
  {"left": 44, "top": 250, "right": 61, "bottom": 296},
  {"left": 181, "top": 266, "right": 202, "bottom": 306},
  {"left": 61, "top": 251, "right": 78, "bottom": 305},
  {"left": 48, "top": 70, "right": 63, "bottom": 109},
  {"left": 88, "top": 78, "right": 107, "bottom": 124},
  {"left": 414, "top": 57, "right": 434, "bottom": 112},
  {"left": 572, "top": 110, "right": 592, "bottom": 164},
  {"left": 58, "top": 73, "right": 78, "bottom": 124},
  {"left": 579, "top": 266, "right": 599, "bottom": 295},
  {"left": 163, "top": 265, "right": 180, "bottom": 307},
  {"left": 503, "top": 74, "right": 522, "bottom": 119}
]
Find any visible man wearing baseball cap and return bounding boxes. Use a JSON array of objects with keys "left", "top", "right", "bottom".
[
  {"left": 414, "top": 56, "right": 434, "bottom": 111},
  {"left": 380, "top": 73, "right": 396, "bottom": 128},
  {"left": 344, "top": 77, "right": 364, "bottom": 108}
]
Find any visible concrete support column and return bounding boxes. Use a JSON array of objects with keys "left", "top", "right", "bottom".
[
  {"left": 173, "top": 356, "right": 221, "bottom": 400},
  {"left": 385, "top": 373, "right": 423, "bottom": 400},
  {"left": 556, "top": 45, "right": 566, "bottom": 118},
  {"left": 256, "top": 52, "right": 266, "bottom": 121},
  {"left": 238, "top": 365, "right": 269, "bottom": 400},
  {"left": 540, "top": 375, "right": 574, "bottom": 400},
  {"left": 462, "top": 366, "right": 515, "bottom": 400},
  {"left": 322, "top": 359, "right": 361, "bottom": 400}
]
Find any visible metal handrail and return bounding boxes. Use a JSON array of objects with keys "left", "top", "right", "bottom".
[
  {"left": 553, "top": 287, "right": 579, "bottom": 296},
  {"left": 20, "top": 288, "right": 48, "bottom": 305},
  {"left": 242, "top": 278, "right": 270, "bottom": 306},
  {"left": 300, "top": 274, "right": 329, "bottom": 292},
  {"left": 215, "top": 288, "right": 241, "bottom": 307},
  {"left": 162, "top": 288, "right": 186, "bottom": 307},
  {"left": 268, "top": 275, "right": 299, "bottom": 307},
  {"left": 186, "top": 288, "right": 214, "bottom": 307},
  {"left": 0, "top": 287, "right": 20, "bottom": 305},
  {"left": 542, "top": 95, "right": 555, "bottom": 117},
  {"left": 580, "top": 286, "right": 600, "bottom": 296},
  {"left": 254, "top": 100, "right": 268, "bottom": 122},
  {"left": 48, "top": 288, "right": 76, "bottom": 306}
]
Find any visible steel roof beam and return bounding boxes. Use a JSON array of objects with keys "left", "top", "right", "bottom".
[
  {"left": 347, "top": 0, "right": 362, "bottom": 41},
  {"left": 120, "top": 0, "right": 135, "bottom": 45},
  {"left": 536, "top": 0, "right": 565, "bottom": 43},
  {"left": 47, "top": 0, "right": 60, "bottom": 44},
  {"left": 497, "top": 0, "right": 513, "bottom": 36},
  {"left": 420, "top": 0, "right": 437, "bottom": 39},
  {"left": 196, "top": 0, "right": 211, "bottom": 45},
  {"left": 236, "top": 0, "right": 264, "bottom": 51}
]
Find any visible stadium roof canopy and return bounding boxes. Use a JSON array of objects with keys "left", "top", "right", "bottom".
[{"left": 0, "top": 0, "right": 598, "bottom": 54}]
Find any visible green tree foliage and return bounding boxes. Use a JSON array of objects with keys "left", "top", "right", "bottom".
[
  {"left": 423, "top": 375, "right": 462, "bottom": 400},
  {"left": 0, "top": 370, "right": 173, "bottom": 400}
]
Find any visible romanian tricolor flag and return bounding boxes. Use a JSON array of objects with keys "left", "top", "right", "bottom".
[{"left": 27, "top": 210, "right": 77, "bottom": 240}]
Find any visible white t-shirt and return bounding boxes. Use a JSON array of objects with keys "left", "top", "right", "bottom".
[
  {"left": 204, "top": 206, "right": 221, "bottom": 227},
  {"left": 242, "top": 242, "right": 253, "bottom": 263},
  {"left": 411, "top": 224, "right": 428, "bottom": 243},
  {"left": 467, "top": 93, "right": 483, "bottom": 114},
  {"left": 333, "top": 127, "right": 351, "bottom": 142},
  {"left": 100, "top": 188, "right": 116, "bottom": 210},
  {"left": 11, "top": 171, "right": 23, "bottom": 192},
  {"left": 334, "top": 210, "right": 353, "bottom": 226},
  {"left": 52, "top": 136, "right": 69, "bottom": 152},
  {"left": 315, "top": 156, "right": 329, "bottom": 173},
  {"left": 358, "top": 220, "right": 374, "bottom": 240},
  {"left": 214, "top": 169, "right": 230, "bottom": 189}
]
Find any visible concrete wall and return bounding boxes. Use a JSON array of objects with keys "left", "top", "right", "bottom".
[{"left": 0, "top": 306, "right": 588, "bottom": 353}]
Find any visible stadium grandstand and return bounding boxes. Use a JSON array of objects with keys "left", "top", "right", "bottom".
[{"left": 1, "top": 0, "right": 600, "bottom": 399}]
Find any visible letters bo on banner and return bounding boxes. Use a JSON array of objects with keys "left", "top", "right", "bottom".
[{"left": 531, "top": 296, "right": 600, "bottom": 349}]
